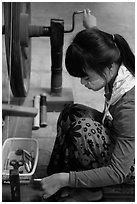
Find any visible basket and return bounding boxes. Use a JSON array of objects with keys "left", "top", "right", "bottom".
[{"left": 2, "top": 138, "right": 39, "bottom": 182}]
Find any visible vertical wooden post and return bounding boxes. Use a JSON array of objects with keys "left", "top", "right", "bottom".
[{"left": 50, "top": 19, "right": 64, "bottom": 96}]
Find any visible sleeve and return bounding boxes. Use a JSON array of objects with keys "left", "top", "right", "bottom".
[{"left": 69, "top": 97, "right": 135, "bottom": 188}]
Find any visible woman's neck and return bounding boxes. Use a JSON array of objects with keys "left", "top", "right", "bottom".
[
  {"left": 109, "top": 63, "right": 120, "bottom": 88},
  {"left": 104, "top": 63, "right": 120, "bottom": 100}
]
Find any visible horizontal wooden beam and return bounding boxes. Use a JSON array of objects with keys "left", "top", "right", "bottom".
[{"left": 2, "top": 104, "right": 37, "bottom": 117}]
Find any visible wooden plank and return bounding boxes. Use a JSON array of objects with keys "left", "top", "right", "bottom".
[
  {"left": 3, "top": 87, "right": 74, "bottom": 112},
  {"left": 102, "top": 184, "right": 135, "bottom": 201},
  {"left": 2, "top": 104, "right": 37, "bottom": 117},
  {"left": 2, "top": 99, "right": 34, "bottom": 144},
  {"left": 2, "top": 183, "right": 43, "bottom": 202},
  {"left": 28, "top": 87, "right": 74, "bottom": 112},
  {"left": 2, "top": 182, "right": 135, "bottom": 202},
  {"left": 2, "top": 116, "right": 33, "bottom": 144}
]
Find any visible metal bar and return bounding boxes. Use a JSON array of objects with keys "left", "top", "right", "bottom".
[{"left": 64, "top": 10, "right": 84, "bottom": 33}]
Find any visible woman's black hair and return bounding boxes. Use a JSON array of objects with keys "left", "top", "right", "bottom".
[
  {"left": 113, "top": 34, "right": 135, "bottom": 76},
  {"left": 65, "top": 28, "right": 135, "bottom": 78}
]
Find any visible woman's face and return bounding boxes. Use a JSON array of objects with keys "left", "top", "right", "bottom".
[
  {"left": 80, "top": 63, "right": 118, "bottom": 91},
  {"left": 81, "top": 70, "right": 106, "bottom": 91}
]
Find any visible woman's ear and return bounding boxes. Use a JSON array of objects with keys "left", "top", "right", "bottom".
[
  {"left": 104, "top": 65, "right": 113, "bottom": 82},
  {"left": 108, "top": 64, "right": 114, "bottom": 78},
  {"left": 105, "top": 63, "right": 119, "bottom": 82},
  {"left": 104, "top": 63, "right": 118, "bottom": 83}
]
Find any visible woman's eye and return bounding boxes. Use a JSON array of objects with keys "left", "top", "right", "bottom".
[{"left": 84, "top": 76, "right": 90, "bottom": 81}]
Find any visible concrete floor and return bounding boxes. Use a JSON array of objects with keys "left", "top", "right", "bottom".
[{"left": 2, "top": 2, "right": 135, "bottom": 199}]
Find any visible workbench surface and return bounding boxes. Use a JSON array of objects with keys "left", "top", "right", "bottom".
[{"left": 2, "top": 182, "right": 135, "bottom": 202}]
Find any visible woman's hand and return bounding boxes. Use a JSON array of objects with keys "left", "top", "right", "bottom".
[
  {"left": 41, "top": 173, "right": 70, "bottom": 199},
  {"left": 83, "top": 9, "right": 97, "bottom": 29}
]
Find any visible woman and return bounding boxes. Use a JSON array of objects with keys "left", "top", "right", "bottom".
[{"left": 41, "top": 9, "right": 135, "bottom": 200}]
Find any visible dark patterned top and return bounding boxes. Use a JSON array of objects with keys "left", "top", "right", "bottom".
[{"left": 69, "top": 86, "right": 135, "bottom": 187}]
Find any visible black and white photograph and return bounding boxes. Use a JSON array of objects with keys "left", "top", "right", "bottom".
[{"left": 2, "top": 1, "right": 135, "bottom": 202}]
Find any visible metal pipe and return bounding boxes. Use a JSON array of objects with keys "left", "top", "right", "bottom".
[{"left": 29, "top": 25, "right": 50, "bottom": 37}]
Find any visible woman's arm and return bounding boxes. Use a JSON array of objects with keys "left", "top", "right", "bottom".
[
  {"left": 69, "top": 91, "right": 135, "bottom": 188},
  {"left": 41, "top": 89, "right": 135, "bottom": 197},
  {"left": 69, "top": 135, "right": 134, "bottom": 188},
  {"left": 41, "top": 172, "right": 70, "bottom": 199}
]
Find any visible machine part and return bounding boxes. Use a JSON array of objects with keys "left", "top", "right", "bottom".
[
  {"left": 24, "top": 149, "right": 32, "bottom": 159},
  {"left": 25, "top": 162, "right": 31, "bottom": 173},
  {"left": 3, "top": 2, "right": 31, "bottom": 97},
  {"left": 2, "top": 103, "right": 37, "bottom": 117},
  {"left": 15, "top": 148, "right": 33, "bottom": 172},
  {"left": 20, "top": 13, "right": 29, "bottom": 47},
  {"left": 33, "top": 95, "right": 40, "bottom": 130},
  {"left": 19, "top": 170, "right": 23, "bottom": 174},
  {"left": 11, "top": 2, "right": 31, "bottom": 97},
  {"left": 33, "top": 178, "right": 42, "bottom": 182},
  {"left": 3, "top": 3, "right": 11, "bottom": 75},
  {"left": 29, "top": 25, "right": 50, "bottom": 37},
  {"left": 50, "top": 19, "right": 64, "bottom": 95},
  {"left": 9, "top": 169, "right": 21, "bottom": 201},
  {"left": 3, "top": 2, "right": 50, "bottom": 97},
  {"left": 9, "top": 159, "right": 22, "bottom": 201},
  {"left": 40, "top": 93, "right": 47, "bottom": 127},
  {"left": 10, "top": 159, "right": 24, "bottom": 169},
  {"left": 22, "top": 150, "right": 32, "bottom": 173},
  {"left": 64, "top": 10, "right": 84, "bottom": 33},
  {"left": 28, "top": 160, "right": 32, "bottom": 169},
  {"left": 15, "top": 148, "right": 32, "bottom": 160},
  {"left": 15, "top": 149, "right": 24, "bottom": 156},
  {"left": 3, "top": 3, "right": 82, "bottom": 97},
  {"left": 31, "top": 151, "right": 35, "bottom": 162},
  {"left": 2, "top": 118, "right": 5, "bottom": 127},
  {"left": 4, "top": 158, "right": 9, "bottom": 170}
]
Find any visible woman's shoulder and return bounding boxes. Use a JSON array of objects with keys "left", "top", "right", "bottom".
[
  {"left": 122, "top": 86, "right": 135, "bottom": 102},
  {"left": 110, "top": 86, "right": 135, "bottom": 137},
  {"left": 112, "top": 86, "right": 135, "bottom": 110}
]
